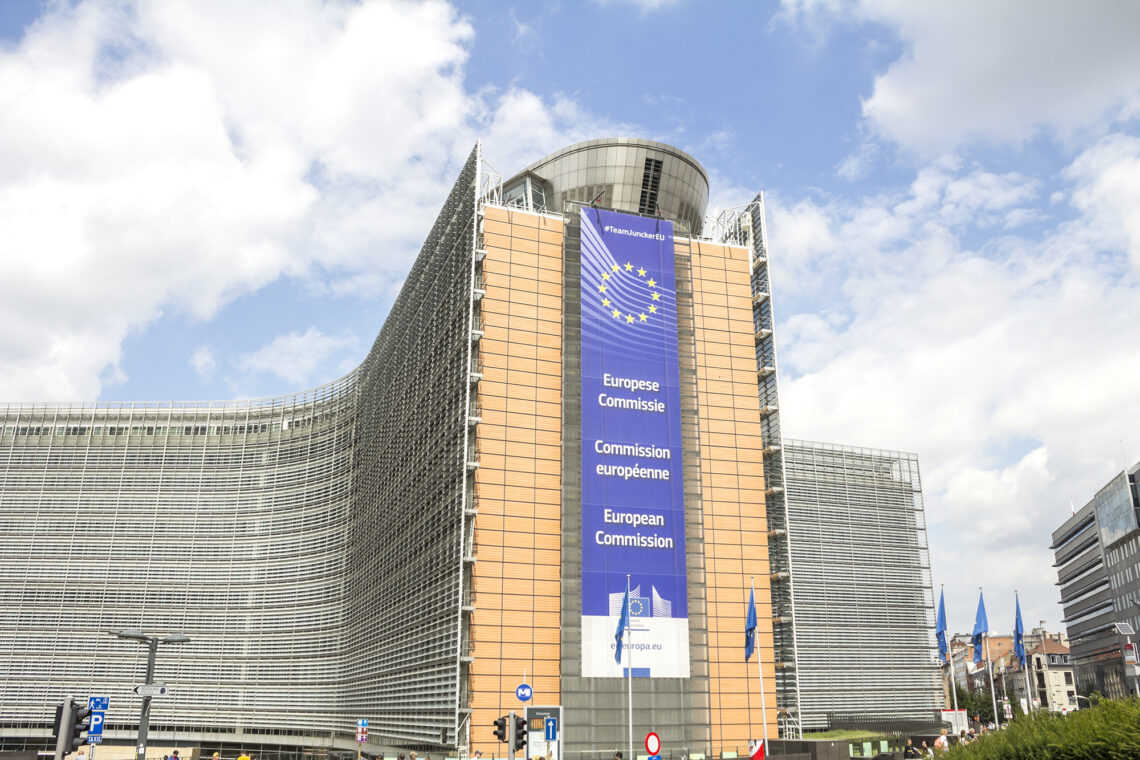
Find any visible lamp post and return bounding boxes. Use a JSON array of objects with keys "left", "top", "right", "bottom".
[{"left": 108, "top": 629, "right": 190, "bottom": 760}]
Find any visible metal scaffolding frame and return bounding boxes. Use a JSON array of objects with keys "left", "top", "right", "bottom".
[{"left": 712, "top": 195, "right": 803, "bottom": 738}]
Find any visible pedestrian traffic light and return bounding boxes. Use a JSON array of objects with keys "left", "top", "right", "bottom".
[
  {"left": 52, "top": 701, "right": 66, "bottom": 749},
  {"left": 493, "top": 715, "right": 508, "bottom": 743},
  {"left": 510, "top": 713, "right": 527, "bottom": 754},
  {"left": 66, "top": 698, "right": 92, "bottom": 752}
]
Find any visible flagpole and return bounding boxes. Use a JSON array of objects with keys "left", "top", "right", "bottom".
[
  {"left": 753, "top": 578, "right": 769, "bottom": 752},
  {"left": 627, "top": 574, "right": 633, "bottom": 760},
  {"left": 943, "top": 584, "right": 959, "bottom": 714},
  {"left": 1024, "top": 658, "right": 1035, "bottom": 714},
  {"left": 1018, "top": 591, "right": 1034, "bottom": 713},
  {"left": 981, "top": 587, "right": 999, "bottom": 728}
]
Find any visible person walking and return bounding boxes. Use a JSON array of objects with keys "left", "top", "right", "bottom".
[
  {"left": 933, "top": 729, "right": 949, "bottom": 753},
  {"left": 903, "top": 739, "right": 922, "bottom": 758}
]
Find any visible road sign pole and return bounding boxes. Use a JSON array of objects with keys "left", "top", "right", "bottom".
[
  {"left": 136, "top": 639, "right": 158, "bottom": 760},
  {"left": 54, "top": 696, "right": 73, "bottom": 760},
  {"left": 1128, "top": 633, "right": 1140, "bottom": 697}
]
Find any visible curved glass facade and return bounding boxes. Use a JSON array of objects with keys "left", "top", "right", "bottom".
[
  {"left": 509, "top": 138, "right": 710, "bottom": 235},
  {"left": 1, "top": 137, "right": 941, "bottom": 757},
  {"left": 0, "top": 378, "right": 358, "bottom": 740},
  {"left": 0, "top": 147, "right": 482, "bottom": 756}
]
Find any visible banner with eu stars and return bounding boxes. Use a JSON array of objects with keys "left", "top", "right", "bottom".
[{"left": 579, "top": 207, "right": 689, "bottom": 679}]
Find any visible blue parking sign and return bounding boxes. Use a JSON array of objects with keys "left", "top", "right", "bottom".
[{"left": 89, "top": 712, "right": 105, "bottom": 736}]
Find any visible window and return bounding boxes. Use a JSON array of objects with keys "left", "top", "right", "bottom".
[
  {"left": 638, "top": 157, "right": 664, "bottom": 216},
  {"left": 1064, "top": 671, "right": 1073, "bottom": 684}
]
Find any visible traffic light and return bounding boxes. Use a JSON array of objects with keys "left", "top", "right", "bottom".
[
  {"left": 510, "top": 713, "right": 527, "bottom": 754},
  {"left": 67, "top": 699, "right": 92, "bottom": 752},
  {"left": 52, "top": 697, "right": 91, "bottom": 758},
  {"left": 52, "top": 702, "right": 66, "bottom": 750},
  {"left": 492, "top": 715, "right": 508, "bottom": 743}
]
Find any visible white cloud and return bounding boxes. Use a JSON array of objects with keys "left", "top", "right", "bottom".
[
  {"left": 780, "top": 0, "right": 1140, "bottom": 153},
  {"left": 767, "top": 135, "right": 1140, "bottom": 626},
  {"left": 0, "top": 0, "right": 619, "bottom": 402},
  {"left": 190, "top": 346, "right": 217, "bottom": 379},
  {"left": 1063, "top": 134, "right": 1140, "bottom": 268},
  {"left": 237, "top": 327, "right": 358, "bottom": 387},
  {"left": 835, "top": 141, "right": 879, "bottom": 181}
]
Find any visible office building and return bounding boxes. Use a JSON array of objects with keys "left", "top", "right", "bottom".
[
  {"left": 781, "top": 440, "right": 941, "bottom": 729},
  {"left": 0, "top": 138, "right": 938, "bottom": 758},
  {"left": 1050, "top": 460, "right": 1140, "bottom": 698}
]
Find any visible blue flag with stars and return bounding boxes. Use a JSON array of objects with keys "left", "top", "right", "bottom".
[
  {"left": 615, "top": 581, "right": 630, "bottom": 665},
  {"left": 936, "top": 589, "right": 949, "bottom": 664},
  {"left": 973, "top": 591, "right": 988, "bottom": 664},
  {"left": 745, "top": 586, "right": 758, "bottom": 662},
  {"left": 1014, "top": 593, "right": 1026, "bottom": 667}
]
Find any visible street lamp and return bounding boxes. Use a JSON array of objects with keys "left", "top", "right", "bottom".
[{"left": 108, "top": 629, "right": 190, "bottom": 760}]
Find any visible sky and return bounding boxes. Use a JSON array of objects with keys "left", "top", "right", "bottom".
[{"left": 1, "top": 0, "right": 1139, "bottom": 635}]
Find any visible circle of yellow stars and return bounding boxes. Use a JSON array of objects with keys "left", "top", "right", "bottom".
[{"left": 597, "top": 261, "right": 662, "bottom": 323}]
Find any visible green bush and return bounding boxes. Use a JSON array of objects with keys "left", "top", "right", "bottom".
[{"left": 945, "top": 698, "right": 1140, "bottom": 759}]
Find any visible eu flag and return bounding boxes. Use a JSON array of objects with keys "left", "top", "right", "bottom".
[
  {"left": 972, "top": 592, "right": 988, "bottom": 664},
  {"left": 1014, "top": 593, "right": 1026, "bottom": 667},
  {"left": 615, "top": 584, "right": 630, "bottom": 665},
  {"left": 936, "top": 589, "right": 949, "bottom": 665},
  {"left": 745, "top": 586, "right": 758, "bottom": 662}
]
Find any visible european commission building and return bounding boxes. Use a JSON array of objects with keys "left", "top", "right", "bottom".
[{"left": 0, "top": 139, "right": 939, "bottom": 760}]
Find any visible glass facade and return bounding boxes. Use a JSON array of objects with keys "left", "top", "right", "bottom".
[
  {"left": 1051, "top": 461, "right": 1140, "bottom": 700},
  {"left": 0, "top": 391, "right": 359, "bottom": 748},
  {"left": 0, "top": 136, "right": 945, "bottom": 756},
  {"left": 781, "top": 441, "right": 940, "bottom": 729},
  {"left": 0, "top": 146, "right": 482, "bottom": 756},
  {"left": 1097, "top": 471, "right": 1138, "bottom": 546},
  {"left": 512, "top": 138, "right": 710, "bottom": 236}
]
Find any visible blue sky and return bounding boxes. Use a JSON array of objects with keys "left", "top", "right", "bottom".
[{"left": 2, "top": 0, "right": 1139, "bottom": 634}]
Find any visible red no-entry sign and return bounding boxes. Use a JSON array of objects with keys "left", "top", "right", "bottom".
[{"left": 645, "top": 733, "right": 660, "bottom": 755}]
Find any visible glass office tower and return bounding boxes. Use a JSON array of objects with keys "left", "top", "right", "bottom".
[
  {"left": 0, "top": 138, "right": 940, "bottom": 758},
  {"left": 1051, "top": 460, "right": 1140, "bottom": 698}
]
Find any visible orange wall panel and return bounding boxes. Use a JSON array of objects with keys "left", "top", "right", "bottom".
[
  {"left": 470, "top": 207, "right": 564, "bottom": 756},
  {"left": 692, "top": 240, "right": 778, "bottom": 751}
]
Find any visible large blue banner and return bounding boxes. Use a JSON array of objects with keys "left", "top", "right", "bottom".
[{"left": 579, "top": 207, "right": 689, "bottom": 679}]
